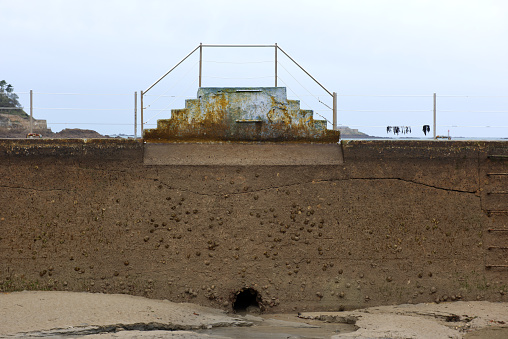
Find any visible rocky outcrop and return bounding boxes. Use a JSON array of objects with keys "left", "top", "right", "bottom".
[{"left": 0, "top": 113, "right": 50, "bottom": 137}]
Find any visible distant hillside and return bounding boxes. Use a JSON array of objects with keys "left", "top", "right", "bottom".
[
  {"left": 337, "top": 126, "right": 370, "bottom": 138},
  {"left": 0, "top": 81, "right": 107, "bottom": 138}
]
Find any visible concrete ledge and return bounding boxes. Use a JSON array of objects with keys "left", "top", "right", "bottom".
[
  {"left": 341, "top": 140, "right": 508, "bottom": 160},
  {"left": 143, "top": 143, "right": 344, "bottom": 165},
  {"left": 0, "top": 138, "right": 143, "bottom": 158}
]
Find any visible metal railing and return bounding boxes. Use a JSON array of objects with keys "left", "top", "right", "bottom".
[
  {"left": 334, "top": 93, "right": 508, "bottom": 139},
  {"left": 0, "top": 91, "right": 138, "bottom": 137},
  {"left": 141, "top": 43, "right": 338, "bottom": 135},
  {"left": 1, "top": 91, "right": 507, "bottom": 139}
]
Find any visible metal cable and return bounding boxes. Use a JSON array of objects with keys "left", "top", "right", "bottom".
[
  {"left": 339, "top": 125, "right": 402, "bottom": 128},
  {"left": 49, "top": 123, "right": 134, "bottom": 125},
  {"left": 336, "top": 94, "right": 508, "bottom": 98},
  {"left": 437, "top": 95, "right": 508, "bottom": 98},
  {"left": 277, "top": 76, "right": 332, "bottom": 125},
  {"left": 33, "top": 108, "right": 130, "bottom": 111},
  {"left": 440, "top": 125, "right": 508, "bottom": 128},
  {"left": 439, "top": 110, "right": 508, "bottom": 113},
  {"left": 144, "top": 77, "right": 198, "bottom": 124},
  {"left": 145, "top": 61, "right": 199, "bottom": 108},
  {"left": 337, "top": 109, "right": 431, "bottom": 112},
  {"left": 33, "top": 92, "right": 132, "bottom": 96},
  {"left": 143, "top": 95, "right": 195, "bottom": 98},
  {"left": 336, "top": 124, "right": 508, "bottom": 129},
  {"left": 0, "top": 92, "right": 30, "bottom": 95},
  {"left": 277, "top": 61, "right": 332, "bottom": 112},
  {"left": 203, "top": 60, "right": 273, "bottom": 64},
  {"left": 337, "top": 94, "right": 431, "bottom": 97},
  {"left": 203, "top": 75, "right": 273, "bottom": 80},
  {"left": 201, "top": 44, "right": 276, "bottom": 48}
]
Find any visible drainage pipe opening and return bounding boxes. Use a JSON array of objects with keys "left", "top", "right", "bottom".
[{"left": 232, "top": 288, "right": 262, "bottom": 313}]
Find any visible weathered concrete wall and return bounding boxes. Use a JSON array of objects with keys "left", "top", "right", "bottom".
[{"left": 0, "top": 139, "right": 506, "bottom": 313}]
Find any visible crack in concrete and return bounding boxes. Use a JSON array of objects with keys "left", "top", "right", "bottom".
[
  {"left": 156, "top": 176, "right": 476, "bottom": 198},
  {"left": 0, "top": 185, "right": 72, "bottom": 193},
  {"left": 0, "top": 175, "right": 476, "bottom": 198},
  {"left": 348, "top": 177, "right": 477, "bottom": 194}
]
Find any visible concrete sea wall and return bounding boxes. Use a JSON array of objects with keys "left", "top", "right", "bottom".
[{"left": 0, "top": 139, "right": 506, "bottom": 313}]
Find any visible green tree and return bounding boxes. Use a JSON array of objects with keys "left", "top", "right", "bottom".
[{"left": 0, "top": 80, "right": 28, "bottom": 117}]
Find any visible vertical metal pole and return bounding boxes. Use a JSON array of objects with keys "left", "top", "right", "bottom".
[
  {"left": 30, "top": 89, "right": 33, "bottom": 134},
  {"left": 433, "top": 92, "right": 437, "bottom": 139},
  {"left": 199, "top": 43, "right": 202, "bottom": 88},
  {"left": 140, "top": 90, "right": 144, "bottom": 137},
  {"left": 275, "top": 43, "right": 278, "bottom": 87},
  {"left": 333, "top": 92, "right": 337, "bottom": 131},
  {"left": 134, "top": 91, "right": 137, "bottom": 138}
]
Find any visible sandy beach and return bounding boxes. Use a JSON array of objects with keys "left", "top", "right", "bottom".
[{"left": 0, "top": 291, "right": 507, "bottom": 338}]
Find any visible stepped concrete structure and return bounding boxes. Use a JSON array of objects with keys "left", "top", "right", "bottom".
[
  {"left": 144, "top": 87, "right": 340, "bottom": 143},
  {"left": 143, "top": 87, "right": 342, "bottom": 166}
]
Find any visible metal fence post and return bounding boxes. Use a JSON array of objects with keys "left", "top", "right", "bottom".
[
  {"left": 433, "top": 93, "right": 437, "bottom": 139},
  {"left": 275, "top": 43, "right": 278, "bottom": 87},
  {"left": 333, "top": 92, "right": 337, "bottom": 131},
  {"left": 140, "top": 90, "right": 144, "bottom": 137},
  {"left": 199, "top": 43, "right": 203, "bottom": 88},
  {"left": 30, "top": 89, "right": 33, "bottom": 134},
  {"left": 134, "top": 91, "right": 137, "bottom": 138}
]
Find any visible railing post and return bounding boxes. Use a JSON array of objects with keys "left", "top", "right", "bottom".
[
  {"left": 140, "top": 90, "right": 144, "bottom": 138},
  {"left": 199, "top": 42, "right": 202, "bottom": 88},
  {"left": 433, "top": 92, "right": 437, "bottom": 139},
  {"left": 30, "top": 89, "right": 33, "bottom": 134},
  {"left": 333, "top": 92, "right": 337, "bottom": 131},
  {"left": 275, "top": 43, "right": 278, "bottom": 87},
  {"left": 134, "top": 91, "right": 137, "bottom": 138}
]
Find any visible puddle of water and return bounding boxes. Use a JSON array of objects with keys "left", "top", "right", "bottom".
[
  {"left": 463, "top": 326, "right": 508, "bottom": 339},
  {"left": 196, "top": 313, "right": 357, "bottom": 339}
]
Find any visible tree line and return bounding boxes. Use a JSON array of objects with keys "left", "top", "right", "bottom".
[{"left": 0, "top": 80, "right": 27, "bottom": 117}]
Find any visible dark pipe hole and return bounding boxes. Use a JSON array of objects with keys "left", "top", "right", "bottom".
[{"left": 232, "top": 288, "right": 261, "bottom": 313}]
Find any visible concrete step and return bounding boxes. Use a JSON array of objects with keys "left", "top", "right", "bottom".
[{"left": 143, "top": 143, "right": 344, "bottom": 166}]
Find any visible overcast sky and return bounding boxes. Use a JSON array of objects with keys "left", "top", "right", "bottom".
[{"left": 2, "top": 0, "right": 507, "bottom": 137}]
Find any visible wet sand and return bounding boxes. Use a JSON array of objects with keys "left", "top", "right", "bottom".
[{"left": 0, "top": 291, "right": 507, "bottom": 338}]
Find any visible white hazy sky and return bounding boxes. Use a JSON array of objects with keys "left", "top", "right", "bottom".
[{"left": 2, "top": 0, "right": 507, "bottom": 137}]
